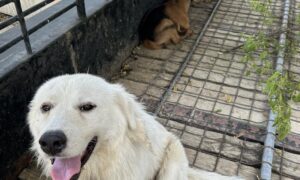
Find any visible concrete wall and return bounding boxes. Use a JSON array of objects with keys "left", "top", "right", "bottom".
[{"left": 0, "top": 0, "right": 161, "bottom": 177}]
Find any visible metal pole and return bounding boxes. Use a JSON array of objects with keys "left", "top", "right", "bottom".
[
  {"left": 76, "top": 0, "right": 86, "bottom": 20},
  {"left": 13, "top": 0, "right": 32, "bottom": 54},
  {"left": 260, "top": 0, "right": 290, "bottom": 179}
]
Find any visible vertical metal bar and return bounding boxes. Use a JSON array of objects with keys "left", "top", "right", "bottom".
[
  {"left": 13, "top": 0, "right": 32, "bottom": 54},
  {"left": 76, "top": 0, "right": 86, "bottom": 20},
  {"left": 14, "top": 0, "right": 32, "bottom": 54},
  {"left": 260, "top": 0, "right": 290, "bottom": 179}
]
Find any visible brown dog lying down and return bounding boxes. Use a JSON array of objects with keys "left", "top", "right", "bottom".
[{"left": 139, "top": 0, "right": 193, "bottom": 49}]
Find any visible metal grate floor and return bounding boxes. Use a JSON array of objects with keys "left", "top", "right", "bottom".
[
  {"left": 19, "top": 0, "right": 300, "bottom": 179},
  {"left": 117, "top": 0, "right": 300, "bottom": 179}
]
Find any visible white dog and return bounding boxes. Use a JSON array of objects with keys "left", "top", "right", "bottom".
[{"left": 27, "top": 74, "right": 243, "bottom": 180}]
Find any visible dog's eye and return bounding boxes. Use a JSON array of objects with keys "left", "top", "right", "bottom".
[
  {"left": 41, "top": 103, "right": 52, "bottom": 113},
  {"left": 79, "top": 103, "right": 96, "bottom": 112}
]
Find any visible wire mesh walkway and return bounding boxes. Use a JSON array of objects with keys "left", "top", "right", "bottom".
[
  {"left": 18, "top": 0, "right": 300, "bottom": 179},
  {"left": 116, "top": 0, "right": 300, "bottom": 179}
]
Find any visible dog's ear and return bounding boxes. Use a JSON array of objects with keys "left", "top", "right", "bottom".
[{"left": 115, "top": 85, "right": 138, "bottom": 130}]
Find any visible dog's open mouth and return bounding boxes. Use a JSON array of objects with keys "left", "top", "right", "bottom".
[{"left": 50, "top": 136, "right": 98, "bottom": 180}]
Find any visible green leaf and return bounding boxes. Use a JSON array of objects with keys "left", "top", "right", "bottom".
[{"left": 292, "top": 93, "right": 300, "bottom": 102}]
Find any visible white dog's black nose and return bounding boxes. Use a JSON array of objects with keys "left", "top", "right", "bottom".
[{"left": 39, "top": 131, "right": 67, "bottom": 155}]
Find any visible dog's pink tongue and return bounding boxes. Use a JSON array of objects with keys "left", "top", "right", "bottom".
[{"left": 51, "top": 156, "right": 81, "bottom": 180}]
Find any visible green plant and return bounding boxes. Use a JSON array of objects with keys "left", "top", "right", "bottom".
[
  {"left": 296, "top": 11, "right": 300, "bottom": 25},
  {"left": 242, "top": 32, "right": 274, "bottom": 76},
  {"left": 249, "top": 0, "right": 274, "bottom": 24},
  {"left": 263, "top": 72, "right": 300, "bottom": 139},
  {"left": 241, "top": 0, "right": 300, "bottom": 140}
]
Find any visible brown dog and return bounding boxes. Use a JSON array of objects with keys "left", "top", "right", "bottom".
[{"left": 139, "top": 0, "right": 192, "bottom": 49}]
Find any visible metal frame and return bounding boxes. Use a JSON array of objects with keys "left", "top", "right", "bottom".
[
  {"left": 0, "top": 0, "right": 87, "bottom": 54},
  {"left": 260, "top": 0, "right": 291, "bottom": 179}
]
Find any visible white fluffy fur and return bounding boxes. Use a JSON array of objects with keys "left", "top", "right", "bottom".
[{"left": 27, "top": 74, "right": 243, "bottom": 180}]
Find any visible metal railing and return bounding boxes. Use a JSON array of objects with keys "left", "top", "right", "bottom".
[{"left": 0, "top": 0, "right": 87, "bottom": 54}]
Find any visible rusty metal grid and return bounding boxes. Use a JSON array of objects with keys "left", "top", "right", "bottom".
[
  {"left": 157, "top": 0, "right": 277, "bottom": 178},
  {"left": 117, "top": 0, "right": 300, "bottom": 179}
]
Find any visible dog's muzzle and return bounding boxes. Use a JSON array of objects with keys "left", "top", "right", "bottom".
[
  {"left": 39, "top": 130, "right": 67, "bottom": 156},
  {"left": 50, "top": 136, "right": 98, "bottom": 180}
]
